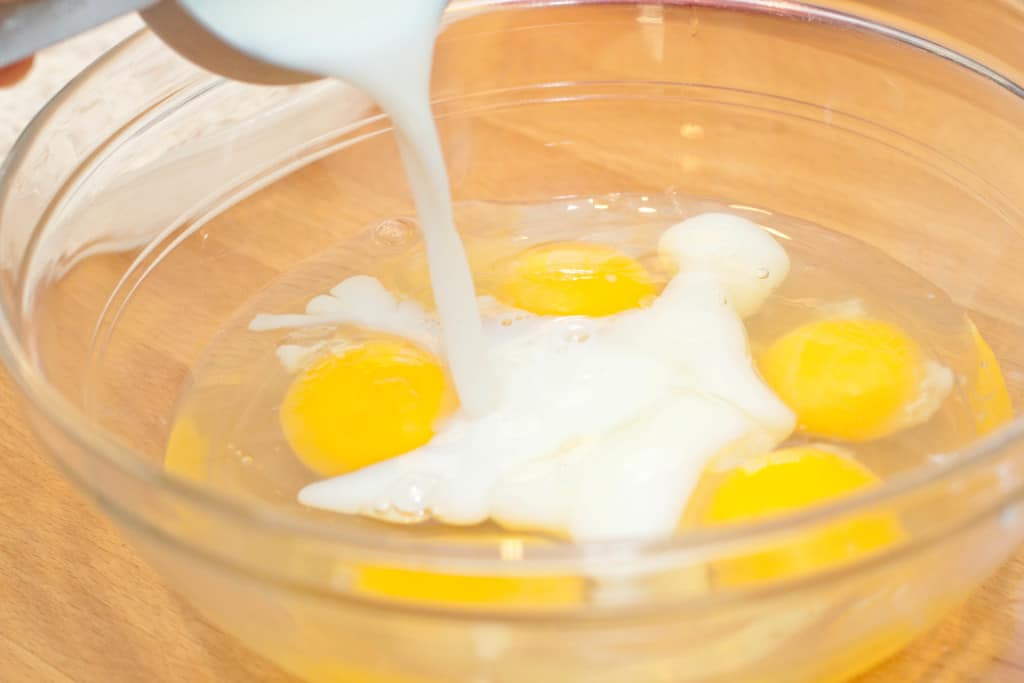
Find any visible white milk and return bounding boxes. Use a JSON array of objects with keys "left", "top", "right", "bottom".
[{"left": 177, "top": 0, "right": 496, "bottom": 413}]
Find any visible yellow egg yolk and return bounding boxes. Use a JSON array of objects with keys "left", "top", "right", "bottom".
[
  {"left": 356, "top": 563, "right": 582, "bottom": 608},
  {"left": 759, "top": 318, "right": 922, "bottom": 441},
  {"left": 164, "top": 416, "right": 209, "bottom": 482},
  {"left": 280, "top": 339, "right": 450, "bottom": 477},
  {"left": 967, "top": 320, "right": 1014, "bottom": 435},
  {"left": 355, "top": 533, "right": 583, "bottom": 608},
  {"left": 495, "top": 241, "right": 656, "bottom": 316},
  {"left": 702, "top": 447, "right": 902, "bottom": 585}
]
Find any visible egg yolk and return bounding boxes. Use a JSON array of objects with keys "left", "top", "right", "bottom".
[
  {"left": 702, "top": 447, "right": 902, "bottom": 585},
  {"left": 280, "top": 340, "right": 449, "bottom": 476},
  {"left": 354, "top": 533, "right": 583, "bottom": 608},
  {"left": 356, "top": 564, "right": 582, "bottom": 608},
  {"left": 358, "top": 565, "right": 585, "bottom": 610},
  {"left": 759, "top": 318, "right": 922, "bottom": 441},
  {"left": 967, "top": 320, "right": 1014, "bottom": 435},
  {"left": 164, "top": 416, "right": 209, "bottom": 482},
  {"left": 495, "top": 241, "right": 656, "bottom": 316}
]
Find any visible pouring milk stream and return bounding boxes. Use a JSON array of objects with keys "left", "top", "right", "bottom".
[{"left": 173, "top": 0, "right": 497, "bottom": 415}]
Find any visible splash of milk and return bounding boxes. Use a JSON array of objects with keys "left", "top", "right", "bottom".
[{"left": 176, "top": 0, "right": 495, "bottom": 414}]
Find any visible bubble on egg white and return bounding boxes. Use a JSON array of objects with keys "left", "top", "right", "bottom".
[
  {"left": 392, "top": 474, "right": 439, "bottom": 515},
  {"left": 371, "top": 217, "right": 418, "bottom": 249}
]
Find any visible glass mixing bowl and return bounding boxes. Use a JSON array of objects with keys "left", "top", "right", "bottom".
[{"left": 2, "top": 1, "right": 1024, "bottom": 681}]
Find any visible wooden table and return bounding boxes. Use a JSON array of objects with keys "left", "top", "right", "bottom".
[
  {"left": 0, "top": 373, "right": 293, "bottom": 682},
  {"left": 3, "top": 4, "right": 1024, "bottom": 682}
]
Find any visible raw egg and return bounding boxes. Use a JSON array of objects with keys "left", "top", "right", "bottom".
[
  {"left": 280, "top": 339, "right": 450, "bottom": 476},
  {"left": 702, "top": 446, "right": 903, "bottom": 584},
  {"left": 495, "top": 241, "right": 655, "bottom": 316},
  {"left": 759, "top": 318, "right": 952, "bottom": 441}
]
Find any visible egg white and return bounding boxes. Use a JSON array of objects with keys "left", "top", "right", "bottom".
[{"left": 257, "top": 213, "right": 797, "bottom": 541}]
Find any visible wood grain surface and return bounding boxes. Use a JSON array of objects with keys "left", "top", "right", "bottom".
[{"left": 3, "top": 3, "right": 1024, "bottom": 682}]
